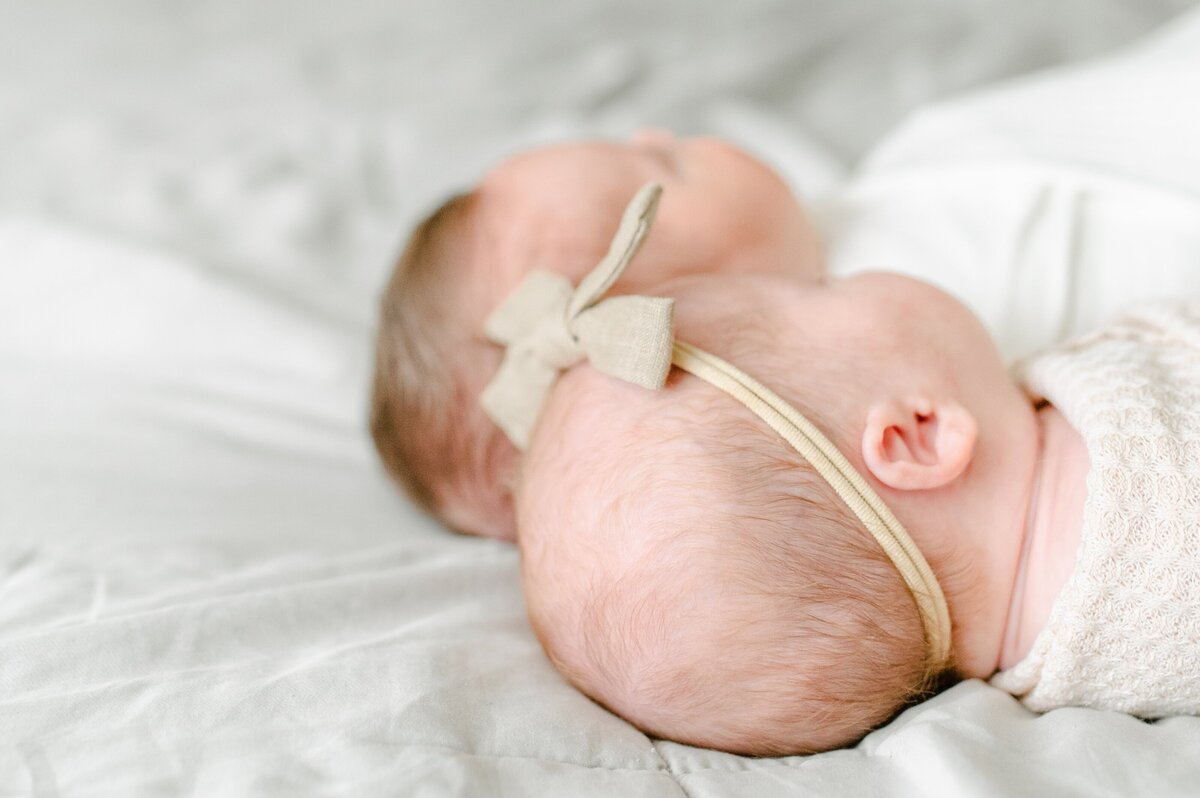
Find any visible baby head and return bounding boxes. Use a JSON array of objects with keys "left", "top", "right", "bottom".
[
  {"left": 517, "top": 271, "right": 1041, "bottom": 754},
  {"left": 370, "top": 134, "right": 822, "bottom": 540}
]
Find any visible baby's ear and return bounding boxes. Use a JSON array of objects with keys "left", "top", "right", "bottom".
[{"left": 860, "top": 397, "right": 977, "bottom": 491}]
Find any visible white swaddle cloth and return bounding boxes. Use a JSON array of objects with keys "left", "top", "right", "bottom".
[
  {"left": 826, "top": 5, "right": 1200, "bottom": 363},
  {"left": 991, "top": 303, "right": 1200, "bottom": 713}
]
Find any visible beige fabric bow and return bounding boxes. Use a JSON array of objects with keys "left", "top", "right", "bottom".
[{"left": 481, "top": 183, "right": 675, "bottom": 449}]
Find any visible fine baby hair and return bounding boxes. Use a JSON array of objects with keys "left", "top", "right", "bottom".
[{"left": 493, "top": 184, "right": 953, "bottom": 754}]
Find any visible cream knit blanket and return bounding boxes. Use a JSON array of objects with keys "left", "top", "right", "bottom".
[{"left": 992, "top": 303, "right": 1200, "bottom": 714}]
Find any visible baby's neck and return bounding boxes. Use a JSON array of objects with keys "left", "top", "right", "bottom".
[{"left": 997, "top": 404, "right": 1089, "bottom": 671}]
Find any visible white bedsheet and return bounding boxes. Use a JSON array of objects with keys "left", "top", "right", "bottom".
[{"left": 3, "top": 1, "right": 1200, "bottom": 795}]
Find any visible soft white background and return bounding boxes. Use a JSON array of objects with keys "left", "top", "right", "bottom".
[{"left": 2, "top": 1, "right": 1198, "bottom": 795}]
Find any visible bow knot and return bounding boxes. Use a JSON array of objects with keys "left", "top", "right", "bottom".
[
  {"left": 481, "top": 183, "right": 674, "bottom": 449},
  {"left": 526, "top": 314, "right": 584, "bottom": 371}
]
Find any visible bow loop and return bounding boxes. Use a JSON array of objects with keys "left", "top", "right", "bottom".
[
  {"left": 573, "top": 296, "right": 675, "bottom": 390},
  {"left": 484, "top": 270, "right": 574, "bottom": 346}
]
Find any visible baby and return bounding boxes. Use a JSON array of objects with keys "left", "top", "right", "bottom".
[
  {"left": 505, "top": 185, "right": 1200, "bottom": 755},
  {"left": 369, "top": 132, "right": 823, "bottom": 541}
]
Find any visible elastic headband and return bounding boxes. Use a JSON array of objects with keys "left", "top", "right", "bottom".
[{"left": 481, "top": 182, "right": 952, "bottom": 668}]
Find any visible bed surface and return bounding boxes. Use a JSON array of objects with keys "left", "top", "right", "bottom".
[{"left": 3, "top": 1, "right": 1200, "bottom": 795}]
